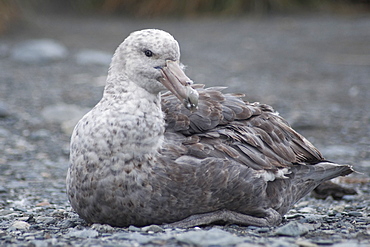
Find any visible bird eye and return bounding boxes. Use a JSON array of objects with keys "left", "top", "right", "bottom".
[{"left": 144, "top": 50, "right": 153, "bottom": 57}]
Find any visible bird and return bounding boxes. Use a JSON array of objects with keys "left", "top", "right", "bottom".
[{"left": 66, "top": 29, "right": 353, "bottom": 228}]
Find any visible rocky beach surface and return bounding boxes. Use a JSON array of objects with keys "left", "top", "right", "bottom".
[{"left": 0, "top": 14, "right": 370, "bottom": 246}]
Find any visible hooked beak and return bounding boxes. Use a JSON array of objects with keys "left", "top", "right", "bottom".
[{"left": 159, "top": 60, "right": 199, "bottom": 111}]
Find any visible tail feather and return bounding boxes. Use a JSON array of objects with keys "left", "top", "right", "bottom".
[
  {"left": 268, "top": 162, "right": 353, "bottom": 215},
  {"left": 298, "top": 161, "right": 354, "bottom": 183}
]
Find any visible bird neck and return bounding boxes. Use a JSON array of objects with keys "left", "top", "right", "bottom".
[{"left": 99, "top": 77, "right": 165, "bottom": 160}]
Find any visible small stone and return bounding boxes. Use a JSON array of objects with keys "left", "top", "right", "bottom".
[
  {"left": 327, "top": 210, "right": 337, "bottom": 216},
  {"left": 13, "top": 207, "right": 27, "bottom": 212},
  {"left": 0, "top": 185, "right": 7, "bottom": 193},
  {"left": 268, "top": 238, "right": 297, "bottom": 247},
  {"left": 60, "top": 219, "right": 76, "bottom": 228},
  {"left": 256, "top": 227, "right": 270, "bottom": 233},
  {"left": 8, "top": 221, "right": 30, "bottom": 231},
  {"left": 36, "top": 201, "right": 51, "bottom": 207},
  {"left": 236, "top": 243, "right": 259, "bottom": 247},
  {"left": 67, "top": 229, "right": 99, "bottom": 238},
  {"left": 10, "top": 39, "right": 68, "bottom": 64},
  {"left": 111, "top": 232, "right": 152, "bottom": 244},
  {"left": 17, "top": 216, "right": 31, "bottom": 221},
  {"left": 322, "top": 230, "right": 336, "bottom": 235},
  {"left": 75, "top": 49, "right": 111, "bottom": 66},
  {"left": 295, "top": 239, "right": 318, "bottom": 247},
  {"left": 128, "top": 225, "right": 142, "bottom": 232},
  {"left": 311, "top": 239, "right": 335, "bottom": 245},
  {"left": 51, "top": 209, "right": 66, "bottom": 217},
  {"left": 141, "top": 224, "right": 164, "bottom": 233},
  {"left": 342, "top": 195, "right": 357, "bottom": 201},
  {"left": 347, "top": 211, "right": 363, "bottom": 217},
  {"left": 299, "top": 214, "right": 326, "bottom": 223},
  {"left": 175, "top": 228, "right": 243, "bottom": 246},
  {"left": 35, "top": 216, "right": 56, "bottom": 224},
  {"left": 25, "top": 235, "right": 35, "bottom": 241},
  {"left": 0, "top": 210, "right": 14, "bottom": 216},
  {"left": 91, "top": 223, "right": 115, "bottom": 233},
  {"left": 298, "top": 207, "right": 316, "bottom": 214},
  {"left": 274, "top": 221, "right": 310, "bottom": 237}
]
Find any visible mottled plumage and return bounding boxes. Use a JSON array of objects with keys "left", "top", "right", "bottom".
[{"left": 66, "top": 29, "right": 353, "bottom": 228}]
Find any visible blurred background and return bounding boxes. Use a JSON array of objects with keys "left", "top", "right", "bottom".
[{"left": 1, "top": 0, "right": 370, "bottom": 33}]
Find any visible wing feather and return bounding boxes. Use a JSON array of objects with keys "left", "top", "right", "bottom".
[{"left": 161, "top": 86, "right": 324, "bottom": 171}]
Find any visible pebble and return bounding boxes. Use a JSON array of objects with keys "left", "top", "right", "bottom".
[
  {"left": 60, "top": 219, "right": 77, "bottom": 228},
  {"left": 128, "top": 225, "right": 142, "bottom": 232},
  {"left": 236, "top": 243, "right": 257, "bottom": 247},
  {"left": 0, "top": 185, "right": 7, "bottom": 193},
  {"left": 35, "top": 216, "right": 56, "bottom": 224},
  {"left": 67, "top": 229, "right": 99, "bottom": 238},
  {"left": 111, "top": 232, "right": 152, "bottom": 244},
  {"left": 312, "top": 239, "right": 335, "bottom": 245},
  {"left": 298, "top": 207, "right": 316, "bottom": 214},
  {"left": 10, "top": 39, "right": 68, "bottom": 64},
  {"left": 174, "top": 228, "right": 244, "bottom": 246},
  {"left": 299, "top": 214, "right": 326, "bottom": 224},
  {"left": 8, "top": 221, "right": 31, "bottom": 231},
  {"left": 141, "top": 224, "right": 165, "bottom": 233},
  {"left": 75, "top": 49, "right": 112, "bottom": 66},
  {"left": 274, "top": 221, "right": 310, "bottom": 237},
  {"left": 256, "top": 227, "right": 270, "bottom": 233},
  {"left": 342, "top": 195, "right": 358, "bottom": 201},
  {"left": 347, "top": 211, "right": 363, "bottom": 217},
  {"left": 91, "top": 223, "right": 115, "bottom": 233},
  {"left": 295, "top": 239, "right": 318, "bottom": 247}
]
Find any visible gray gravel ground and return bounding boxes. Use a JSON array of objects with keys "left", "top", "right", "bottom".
[{"left": 1, "top": 13, "right": 370, "bottom": 246}]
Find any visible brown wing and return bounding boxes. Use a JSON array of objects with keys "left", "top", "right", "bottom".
[{"left": 161, "top": 86, "right": 324, "bottom": 171}]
